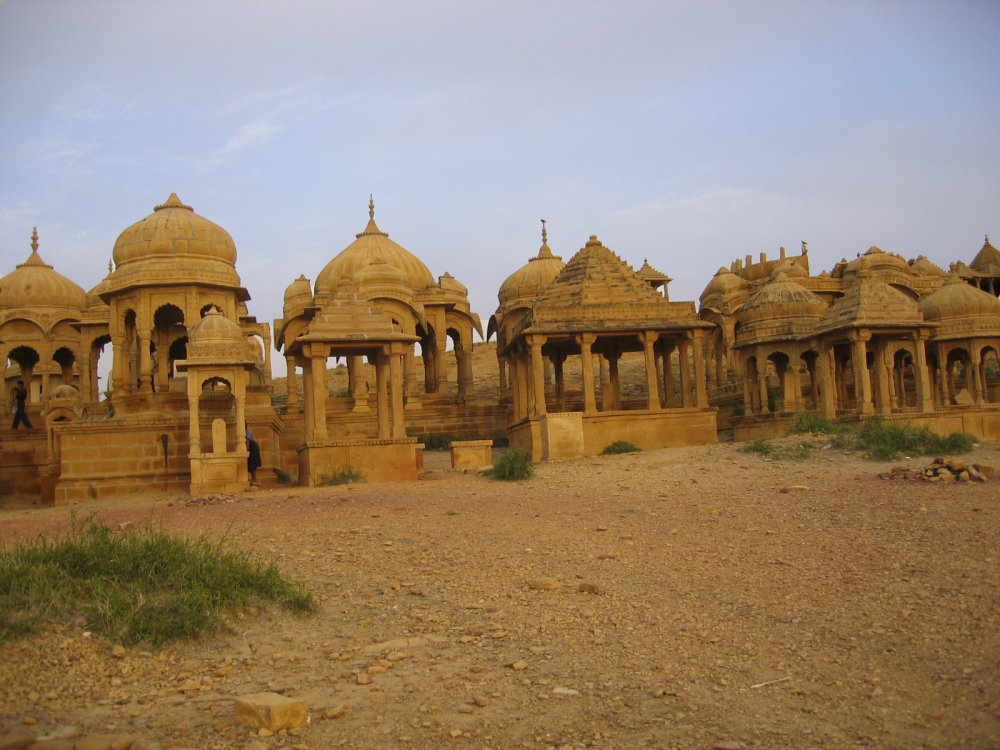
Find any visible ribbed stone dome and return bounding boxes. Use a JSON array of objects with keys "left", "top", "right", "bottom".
[
  {"left": 844, "top": 246, "right": 910, "bottom": 276},
  {"left": 113, "top": 193, "right": 237, "bottom": 267},
  {"left": 314, "top": 200, "right": 434, "bottom": 295},
  {"left": 918, "top": 274, "right": 1000, "bottom": 321},
  {"left": 741, "top": 275, "right": 827, "bottom": 322},
  {"left": 498, "top": 230, "right": 565, "bottom": 306},
  {"left": 0, "top": 229, "right": 86, "bottom": 311},
  {"left": 909, "top": 255, "right": 945, "bottom": 276},
  {"left": 185, "top": 307, "right": 247, "bottom": 360}
]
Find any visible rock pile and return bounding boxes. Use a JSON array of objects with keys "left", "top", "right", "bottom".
[{"left": 880, "top": 457, "right": 996, "bottom": 483}]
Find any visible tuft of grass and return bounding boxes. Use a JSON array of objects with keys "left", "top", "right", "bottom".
[
  {"left": 789, "top": 411, "right": 851, "bottom": 436},
  {"left": 317, "top": 467, "right": 363, "bottom": 486},
  {"left": 0, "top": 516, "right": 314, "bottom": 647},
  {"left": 274, "top": 468, "right": 295, "bottom": 484},
  {"left": 420, "top": 434, "right": 451, "bottom": 451},
  {"left": 741, "top": 438, "right": 777, "bottom": 456},
  {"left": 481, "top": 449, "right": 534, "bottom": 481},
  {"left": 782, "top": 440, "right": 815, "bottom": 460},
  {"left": 855, "top": 418, "right": 976, "bottom": 461},
  {"left": 601, "top": 440, "right": 640, "bottom": 455}
]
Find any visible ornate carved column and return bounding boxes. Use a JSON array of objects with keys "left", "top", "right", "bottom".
[
  {"left": 528, "top": 335, "right": 547, "bottom": 417},
  {"left": 679, "top": 340, "right": 692, "bottom": 408},
  {"left": 912, "top": 334, "right": 933, "bottom": 412},
  {"left": 308, "top": 347, "right": 328, "bottom": 440},
  {"left": 850, "top": 333, "right": 874, "bottom": 416},
  {"left": 110, "top": 335, "right": 127, "bottom": 397},
  {"left": 815, "top": 343, "right": 836, "bottom": 418},
  {"left": 578, "top": 333, "right": 597, "bottom": 414},
  {"left": 691, "top": 332, "right": 708, "bottom": 409},
  {"left": 285, "top": 355, "right": 299, "bottom": 411},
  {"left": 375, "top": 349, "right": 390, "bottom": 439},
  {"left": 873, "top": 340, "right": 892, "bottom": 415},
  {"left": 389, "top": 344, "right": 406, "bottom": 439},
  {"left": 641, "top": 332, "right": 660, "bottom": 411},
  {"left": 138, "top": 330, "right": 153, "bottom": 393},
  {"left": 661, "top": 343, "right": 677, "bottom": 408},
  {"left": 349, "top": 355, "right": 370, "bottom": 412}
]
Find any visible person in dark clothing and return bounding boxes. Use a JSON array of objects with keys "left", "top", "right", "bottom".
[
  {"left": 246, "top": 426, "right": 262, "bottom": 485},
  {"left": 11, "top": 380, "right": 32, "bottom": 429}
]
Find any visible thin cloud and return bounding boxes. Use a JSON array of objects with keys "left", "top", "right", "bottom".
[{"left": 213, "top": 120, "right": 281, "bottom": 160}]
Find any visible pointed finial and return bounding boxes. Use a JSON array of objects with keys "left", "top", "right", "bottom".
[
  {"left": 369, "top": 194, "right": 375, "bottom": 220},
  {"left": 31, "top": 227, "right": 38, "bottom": 252},
  {"left": 109, "top": 258, "right": 114, "bottom": 274},
  {"left": 541, "top": 218, "right": 547, "bottom": 244}
]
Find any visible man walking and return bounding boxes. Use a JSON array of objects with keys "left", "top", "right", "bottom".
[{"left": 11, "top": 379, "right": 33, "bottom": 429}]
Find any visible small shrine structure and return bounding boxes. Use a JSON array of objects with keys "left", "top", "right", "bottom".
[{"left": 497, "top": 232, "right": 717, "bottom": 460}]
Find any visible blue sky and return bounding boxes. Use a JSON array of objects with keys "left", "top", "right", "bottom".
[{"left": 2, "top": 0, "right": 998, "bottom": 364}]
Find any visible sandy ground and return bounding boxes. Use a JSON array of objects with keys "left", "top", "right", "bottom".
[{"left": 1, "top": 437, "right": 999, "bottom": 750}]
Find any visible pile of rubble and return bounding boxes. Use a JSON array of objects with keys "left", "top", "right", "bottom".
[{"left": 880, "top": 457, "right": 995, "bottom": 483}]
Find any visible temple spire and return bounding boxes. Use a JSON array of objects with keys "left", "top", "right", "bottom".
[
  {"left": 31, "top": 227, "right": 38, "bottom": 252},
  {"left": 369, "top": 194, "right": 375, "bottom": 220}
]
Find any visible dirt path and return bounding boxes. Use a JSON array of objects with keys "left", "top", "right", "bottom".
[{"left": 2, "top": 439, "right": 999, "bottom": 749}]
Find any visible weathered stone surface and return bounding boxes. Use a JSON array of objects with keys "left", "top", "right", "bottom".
[
  {"left": 234, "top": 691, "right": 308, "bottom": 731},
  {"left": 0, "top": 737, "right": 36, "bottom": 750}
]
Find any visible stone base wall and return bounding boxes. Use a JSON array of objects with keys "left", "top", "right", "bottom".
[
  {"left": 732, "top": 407, "right": 1000, "bottom": 443},
  {"left": 298, "top": 439, "right": 420, "bottom": 485},
  {"left": 52, "top": 417, "right": 192, "bottom": 504},
  {"left": 0, "top": 426, "right": 47, "bottom": 498}
]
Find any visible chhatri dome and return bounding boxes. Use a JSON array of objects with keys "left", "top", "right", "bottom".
[
  {"left": 497, "top": 222, "right": 566, "bottom": 308},
  {"left": 0, "top": 228, "right": 87, "bottom": 311},
  {"left": 106, "top": 193, "right": 244, "bottom": 295},
  {"left": 314, "top": 198, "right": 435, "bottom": 295}
]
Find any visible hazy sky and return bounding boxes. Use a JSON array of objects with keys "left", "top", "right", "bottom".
[{"left": 2, "top": 0, "right": 998, "bottom": 362}]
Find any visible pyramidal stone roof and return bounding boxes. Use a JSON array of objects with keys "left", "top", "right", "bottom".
[
  {"left": 814, "top": 266, "right": 925, "bottom": 336},
  {"left": 528, "top": 235, "right": 699, "bottom": 330},
  {"left": 970, "top": 235, "right": 1000, "bottom": 275}
]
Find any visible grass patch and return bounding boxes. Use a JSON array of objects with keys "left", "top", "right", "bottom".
[
  {"left": 0, "top": 516, "right": 314, "bottom": 647},
  {"left": 741, "top": 438, "right": 777, "bottom": 456},
  {"left": 782, "top": 440, "right": 815, "bottom": 460},
  {"left": 481, "top": 449, "right": 534, "bottom": 481},
  {"left": 317, "top": 467, "right": 363, "bottom": 486},
  {"left": 274, "top": 468, "right": 295, "bottom": 484},
  {"left": 420, "top": 434, "right": 451, "bottom": 451},
  {"left": 855, "top": 418, "right": 976, "bottom": 461},
  {"left": 789, "top": 411, "right": 851, "bottom": 436},
  {"left": 601, "top": 441, "right": 640, "bottom": 455}
]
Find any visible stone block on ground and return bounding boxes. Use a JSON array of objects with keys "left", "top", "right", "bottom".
[{"left": 235, "top": 691, "right": 308, "bottom": 731}]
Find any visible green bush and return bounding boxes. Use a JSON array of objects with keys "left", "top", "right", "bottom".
[
  {"left": 601, "top": 441, "right": 640, "bottom": 455},
  {"left": 782, "top": 440, "right": 815, "bottom": 460},
  {"left": 317, "top": 467, "right": 363, "bottom": 485},
  {"left": 0, "top": 516, "right": 314, "bottom": 647},
  {"left": 274, "top": 468, "right": 295, "bottom": 484},
  {"left": 856, "top": 418, "right": 976, "bottom": 461},
  {"left": 741, "top": 438, "right": 777, "bottom": 456},
  {"left": 421, "top": 434, "right": 451, "bottom": 451},
  {"left": 481, "top": 449, "right": 534, "bottom": 481},
  {"left": 730, "top": 401, "right": 746, "bottom": 417},
  {"left": 789, "top": 411, "right": 850, "bottom": 436}
]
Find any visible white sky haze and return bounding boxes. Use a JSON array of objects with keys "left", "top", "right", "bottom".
[{"left": 2, "top": 0, "right": 998, "bottom": 366}]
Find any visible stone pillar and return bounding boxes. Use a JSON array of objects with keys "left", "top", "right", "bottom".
[
  {"left": 873, "top": 341, "right": 892, "bottom": 416},
  {"left": 851, "top": 334, "right": 874, "bottom": 416},
  {"left": 375, "top": 350, "right": 390, "bottom": 439},
  {"left": 403, "top": 349, "right": 421, "bottom": 409},
  {"left": 605, "top": 351, "right": 622, "bottom": 411},
  {"left": 301, "top": 354, "right": 314, "bottom": 438},
  {"left": 642, "top": 332, "right": 660, "bottom": 411},
  {"left": 513, "top": 351, "right": 529, "bottom": 421},
  {"left": 528, "top": 336, "right": 547, "bottom": 417},
  {"left": 308, "top": 350, "right": 328, "bottom": 440},
  {"left": 187, "top": 377, "right": 201, "bottom": 455},
  {"left": 552, "top": 352, "right": 567, "bottom": 412},
  {"left": 691, "top": 333, "right": 708, "bottom": 408},
  {"left": 457, "top": 346, "right": 473, "bottom": 406},
  {"left": 138, "top": 330, "right": 153, "bottom": 393},
  {"left": 815, "top": 344, "right": 836, "bottom": 418},
  {"left": 913, "top": 336, "right": 933, "bottom": 412},
  {"left": 679, "top": 340, "right": 692, "bottom": 408},
  {"left": 285, "top": 355, "right": 299, "bottom": 411},
  {"left": 389, "top": 345, "right": 406, "bottom": 439},
  {"left": 756, "top": 353, "right": 770, "bottom": 416},
  {"left": 969, "top": 348, "right": 983, "bottom": 405},
  {"left": 79, "top": 346, "right": 93, "bottom": 404},
  {"left": 348, "top": 355, "right": 369, "bottom": 412},
  {"left": 578, "top": 334, "right": 597, "bottom": 414},
  {"left": 662, "top": 344, "right": 677, "bottom": 408},
  {"left": 110, "top": 335, "right": 126, "bottom": 397}
]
